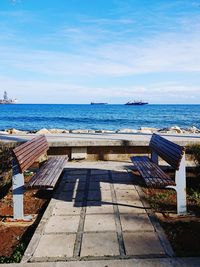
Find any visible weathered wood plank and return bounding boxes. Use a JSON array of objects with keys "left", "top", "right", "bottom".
[
  {"left": 131, "top": 156, "right": 175, "bottom": 188},
  {"left": 25, "top": 156, "right": 68, "bottom": 189},
  {"left": 13, "top": 135, "right": 49, "bottom": 173},
  {"left": 149, "top": 134, "right": 185, "bottom": 170}
]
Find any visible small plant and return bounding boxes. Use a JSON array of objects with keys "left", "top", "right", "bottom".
[
  {"left": 0, "top": 242, "right": 26, "bottom": 263},
  {"left": 188, "top": 144, "right": 200, "bottom": 175},
  {"left": 188, "top": 188, "right": 200, "bottom": 205}
]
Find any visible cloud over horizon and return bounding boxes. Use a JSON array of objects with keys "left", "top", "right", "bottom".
[{"left": 0, "top": 0, "right": 200, "bottom": 103}]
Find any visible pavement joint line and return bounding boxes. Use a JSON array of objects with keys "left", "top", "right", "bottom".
[
  {"left": 109, "top": 170, "right": 126, "bottom": 258},
  {"left": 31, "top": 253, "right": 170, "bottom": 263},
  {"left": 73, "top": 169, "right": 91, "bottom": 258},
  {"left": 133, "top": 182, "right": 175, "bottom": 258}
]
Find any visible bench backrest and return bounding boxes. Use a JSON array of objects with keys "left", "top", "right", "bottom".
[
  {"left": 149, "top": 134, "right": 185, "bottom": 170},
  {"left": 12, "top": 135, "right": 49, "bottom": 173}
]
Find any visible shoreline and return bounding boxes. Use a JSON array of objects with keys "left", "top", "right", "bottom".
[{"left": 0, "top": 125, "right": 200, "bottom": 136}]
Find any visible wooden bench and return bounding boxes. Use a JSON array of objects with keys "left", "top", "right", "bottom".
[
  {"left": 12, "top": 135, "right": 68, "bottom": 220},
  {"left": 131, "top": 133, "right": 187, "bottom": 215}
]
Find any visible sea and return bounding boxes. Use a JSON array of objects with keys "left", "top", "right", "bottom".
[{"left": 0, "top": 104, "right": 200, "bottom": 131}]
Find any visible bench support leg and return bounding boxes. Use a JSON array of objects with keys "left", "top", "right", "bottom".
[
  {"left": 12, "top": 161, "right": 32, "bottom": 221},
  {"left": 151, "top": 151, "right": 158, "bottom": 164},
  {"left": 13, "top": 172, "right": 25, "bottom": 220},
  {"left": 175, "top": 154, "right": 187, "bottom": 215},
  {"left": 167, "top": 153, "right": 187, "bottom": 215}
]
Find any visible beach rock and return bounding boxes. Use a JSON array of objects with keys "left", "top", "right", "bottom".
[
  {"left": 71, "top": 129, "right": 89, "bottom": 134},
  {"left": 88, "top": 130, "right": 96, "bottom": 134},
  {"left": 170, "top": 126, "right": 183, "bottom": 134},
  {"left": 117, "top": 128, "right": 138, "bottom": 133},
  {"left": 95, "top": 130, "right": 114, "bottom": 133},
  {"left": 6, "top": 128, "right": 27, "bottom": 135},
  {"left": 62, "top": 130, "right": 70, "bottom": 133},
  {"left": 36, "top": 128, "right": 51, "bottom": 135},
  {"left": 158, "top": 127, "right": 170, "bottom": 133},
  {"left": 49, "top": 129, "right": 65, "bottom": 134},
  {"left": 186, "top": 126, "right": 200, "bottom": 133},
  {"left": 0, "top": 130, "right": 9, "bottom": 135},
  {"left": 139, "top": 127, "right": 158, "bottom": 134}
]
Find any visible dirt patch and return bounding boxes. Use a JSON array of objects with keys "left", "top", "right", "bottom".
[
  {"left": 0, "top": 174, "right": 52, "bottom": 261},
  {"left": 143, "top": 178, "right": 200, "bottom": 256}
]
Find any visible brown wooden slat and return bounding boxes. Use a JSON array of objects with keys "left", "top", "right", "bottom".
[
  {"left": 26, "top": 156, "right": 68, "bottom": 189},
  {"left": 149, "top": 134, "right": 185, "bottom": 170},
  {"left": 20, "top": 143, "right": 48, "bottom": 172},
  {"left": 150, "top": 133, "right": 184, "bottom": 152},
  {"left": 131, "top": 156, "right": 175, "bottom": 188},
  {"left": 13, "top": 135, "right": 46, "bottom": 154},
  {"left": 43, "top": 157, "right": 66, "bottom": 187},
  {"left": 15, "top": 138, "right": 48, "bottom": 161},
  {"left": 36, "top": 157, "right": 62, "bottom": 187},
  {"left": 12, "top": 135, "right": 49, "bottom": 172}
]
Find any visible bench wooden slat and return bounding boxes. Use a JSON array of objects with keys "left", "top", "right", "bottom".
[
  {"left": 149, "top": 134, "right": 185, "bottom": 170},
  {"left": 13, "top": 135, "right": 49, "bottom": 173},
  {"left": 35, "top": 157, "right": 64, "bottom": 187},
  {"left": 131, "top": 156, "right": 176, "bottom": 188},
  {"left": 19, "top": 143, "right": 48, "bottom": 173},
  {"left": 14, "top": 139, "right": 48, "bottom": 163},
  {"left": 13, "top": 135, "right": 45, "bottom": 153},
  {"left": 25, "top": 156, "right": 68, "bottom": 189}
]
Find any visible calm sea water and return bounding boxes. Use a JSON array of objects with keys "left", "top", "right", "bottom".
[{"left": 0, "top": 104, "right": 199, "bottom": 131}]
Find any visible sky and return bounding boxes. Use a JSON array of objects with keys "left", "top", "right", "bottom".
[{"left": 0, "top": 0, "right": 200, "bottom": 104}]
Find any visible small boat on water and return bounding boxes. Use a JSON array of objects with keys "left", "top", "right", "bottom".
[
  {"left": 91, "top": 102, "right": 107, "bottom": 105},
  {"left": 125, "top": 100, "right": 148, "bottom": 105},
  {"left": 0, "top": 91, "right": 17, "bottom": 104}
]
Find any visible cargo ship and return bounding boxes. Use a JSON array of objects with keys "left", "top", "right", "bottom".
[
  {"left": 91, "top": 102, "right": 107, "bottom": 105},
  {"left": 125, "top": 101, "right": 148, "bottom": 105},
  {"left": 0, "top": 91, "right": 17, "bottom": 104}
]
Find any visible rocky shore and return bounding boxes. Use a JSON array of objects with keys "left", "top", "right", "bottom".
[{"left": 0, "top": 126, "right": 200, "bottom": 135}]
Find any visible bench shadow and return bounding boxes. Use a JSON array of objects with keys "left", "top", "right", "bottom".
[{"left": 52, "top": 165, "right": 150, "bottom": 211}]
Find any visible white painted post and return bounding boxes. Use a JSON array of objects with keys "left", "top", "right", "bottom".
[
  {"left": 175, "top": 153, "right": 187, "bottom": 215},
  {"left": 12, "top": 159, "right": 25, "bottom": 220},
  {"left": 151, "top": 150, "right": 158, "bottom": 164}
]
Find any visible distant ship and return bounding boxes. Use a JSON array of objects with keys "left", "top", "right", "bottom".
[
  {"left": 125, "top": 100, "right": 148, "bottom": 105},
  {"left": 0, "top": 91, "right": 17, "bottom": 104},
  {"left": 91, "top": 102, "right": 107, "bottom": 105}
]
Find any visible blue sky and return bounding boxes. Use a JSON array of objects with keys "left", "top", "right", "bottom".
[{"left": 0, "top": 0, "right": 200, "bottom": 104}]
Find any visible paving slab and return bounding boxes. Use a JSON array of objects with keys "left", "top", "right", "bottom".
[
  {"left": 81, "top": 232, "right": 119, "bottom": 257},
  {"left": 87, "top": 190, "right": 112, "bottom": 201},
  {"left": 84, "top": 214, "right": 116, "bottom": 232},
  {"left": 33, "top": 234, "right": 76, "bottom": 258},
  {"left": 86, "top": 201, "right": 114, "bottom": 214},
  {"left": 115, "top": 189, "right": 140, "bottom": 201},
  {"left": 89, "top": 181, "right": 111, "bottom": 191},
  {"left": 58, "top": 190, "right": 85, "bottom": 202},
  {"left": 52, "top": 201, "right": 82, "bottom": 215},
  {"left": 90, "top": 174, "right": 111, "bottom": 182},
  {"left": 120, "top": 213, "right": 154, "bottom": 232},
  {"left": 118, "top": 200, "right": 147, "bottom": 214},
  {"left": 45, "top": 215, "right": 80, "bottom": 233},
  {"left": 66, "top": 175, "right": 87, "bottom": 182},
  {"left": 62, "top": 181, "right": 86, "bottom": 192},
  {"left": 123, "top": 232, "right": 165, "bottom": 256},
  {"left": 114, "top": 183, "right": 136, "bottom": 190}
]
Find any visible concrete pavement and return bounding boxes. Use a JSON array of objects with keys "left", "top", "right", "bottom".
[{"left": 22, "top": 161, "right": 173, "bottom": 263}]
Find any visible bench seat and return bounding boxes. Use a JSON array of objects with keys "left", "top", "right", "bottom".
[
  {"left": 12, "top": 135, "right": 69, "bottom": 220},
  {"left": 131, "top": 156, "right": 175, "bottom": 188},
  {"left": 130, "top": 134, "right": 186, "bottom": 214},
  {"left": 26, "top": 155, "right": 67, "bottom": 189}
]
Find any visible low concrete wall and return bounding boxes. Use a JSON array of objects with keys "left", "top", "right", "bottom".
[{"left": 47, "top": 145, "right": 194, "bottom": 163}]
